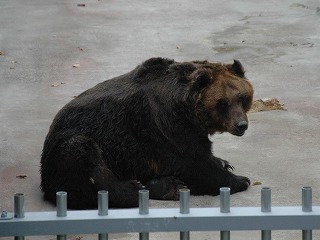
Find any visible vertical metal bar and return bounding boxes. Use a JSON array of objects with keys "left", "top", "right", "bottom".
[
  {"left": 57, "top": 235, "right": 67, "bottom": 240},
  {"left": 302, "top": 187, "right": 312, "bottom": 240},
  {"left": 302, "top": 187, "right": 312, "bottom": 212},
  {"left": 98, "top": 190, "right": 109, "bottom": 216},
  {"left": 98, "top": 191, "right": 109, "bottom": 240},
  {"left": 180, "top": 189, "right": 190, "bottom": 214},
  {"left": 180, "top": 189, "right": 190, "bottom": 240},
  {"left": 98, "top": 233, "right": 108, "bottom": 240},
  {"left": 139, "top": 189, "right": 149, "bottom": 240},
  {"left": 56, "top": 191, "right": 67, "bottom": 217},
  {"left": 56, "top": 191, "right": 67, "bottom": 240},
  {"left": 220, "top": 187, "right": 230, "bottom": 213},
  {"left": 220, "top": 231, "right": 230, "bottom": 240},
  {"left": 261, "top": 230, "right": 271, "bottom": 240},
  {"left": 14, "top": 193, "right": 25, "bottom": 218},
  {"left": 303, "top": 231, "right": 312, "bottom": 240},
  {"left": 139, "top": 232, "right": 148, "bottom": 240},
  {"left": 139, "top": 189, "right": 149, "bottom": 215},
  {"left": 220, "top": 187, "right": 230, "bottom": 240},
  {"left": 261, "top": 187, "right": 271, "bottom": 240},
  {"left": 261, "top": 187, "right": 271, "bottom": 213},
  {"left": 14, "top": 193, "right": 25, "bottom": 240}
]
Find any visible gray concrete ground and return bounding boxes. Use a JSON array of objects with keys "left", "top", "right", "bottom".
[{"left": 1, "top": 0, "right": 320, "bottom": 239}]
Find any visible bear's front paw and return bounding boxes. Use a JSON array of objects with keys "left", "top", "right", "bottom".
[
  {"left": 144, "top": 176, "right": 187, "bottom": 200},
  {"left": 111, "top": 180, "right": 144, "bottom": 208},
  {"left": 132, "top": 180, "right": 144, "bottom": 190},
  {"left": 229, "top": 175, "right": 250, "bottom": 194}
]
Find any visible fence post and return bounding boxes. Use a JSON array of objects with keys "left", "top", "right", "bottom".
[
  {"left": 139, "top": 189, "right": 149, "bottom": 240},
  {"left": 56, "top": 191, "right": 67, "bottom": 240},
  {"left": 302, "top": 187, "right": 312, "bottom": 240},
  {"left": 180, "top": 189, "right": 190, "bottom": 240},
  {"left": 261, "top": 187, "right": 271, "bottom": 240},
  {"left": 98, "top": 191, "right": 109, "bottom": 240},
  {"left": 220, "top": 187, "right": 230, "bottom": 240},
  {"left": 14, "top": 193, "right": 25, "bottom": 240}
]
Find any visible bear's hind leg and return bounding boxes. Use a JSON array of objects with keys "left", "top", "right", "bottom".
[{"left": 41, "top": 135, "right": 142, "bottom": 209}]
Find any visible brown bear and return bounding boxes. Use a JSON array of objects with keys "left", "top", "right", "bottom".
[{"left": 40, "top": 58, "right": 254, "bottom": 209}]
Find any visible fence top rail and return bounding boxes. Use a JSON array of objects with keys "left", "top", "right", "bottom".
[{"left": 1, "top": 206, "right": 320, "bottom": 236}]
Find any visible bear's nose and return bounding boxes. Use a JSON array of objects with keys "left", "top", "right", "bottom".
[{"left": 236, "top": 120, "right": 248, "bottom": 132}]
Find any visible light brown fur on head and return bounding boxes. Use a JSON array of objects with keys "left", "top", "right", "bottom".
[{"left": 193, "top": 60, "right": 254, "bottom": 136}]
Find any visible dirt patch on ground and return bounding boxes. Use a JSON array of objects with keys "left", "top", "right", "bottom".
[{"left": 250, "top": 98, "right": 286, "bottom": 113}]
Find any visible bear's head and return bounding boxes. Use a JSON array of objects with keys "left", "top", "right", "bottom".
[{"left": 192, "top": 60, "right": 254, "bottom": 136}]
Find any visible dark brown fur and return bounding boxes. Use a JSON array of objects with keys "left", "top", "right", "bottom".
[{"left": 40, "top": 58, "right": 254, "bottom": 209}]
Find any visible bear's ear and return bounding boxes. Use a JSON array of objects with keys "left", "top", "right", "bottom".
[
  {"left": 228, "top": 60, "right": 245, "bottom": 78},
  {"left": 190, "top": 69, "right": 213, "bottom": 92}
]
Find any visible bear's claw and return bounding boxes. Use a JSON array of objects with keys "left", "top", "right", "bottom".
[
  {"left": 229, "top": 175, "right": 251, "bottom": 194},
  {"left": 217, "top": 158, "right": 235, "bottom": 171}
]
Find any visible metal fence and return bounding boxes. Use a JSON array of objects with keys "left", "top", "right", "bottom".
[{"left": 0, "top": 187, "right": 318, "bottom": 240}]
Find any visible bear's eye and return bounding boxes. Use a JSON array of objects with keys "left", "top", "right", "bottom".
[
  {"left": 217, "top": 99, "right": 229, "bottom": 112},
  {"left": 239, "top": 94, "right": 249, "bottom": 106}
]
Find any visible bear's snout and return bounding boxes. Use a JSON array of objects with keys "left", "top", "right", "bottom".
[{"left": 234, "top": 120, "right": 248, "bottom": 136}]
